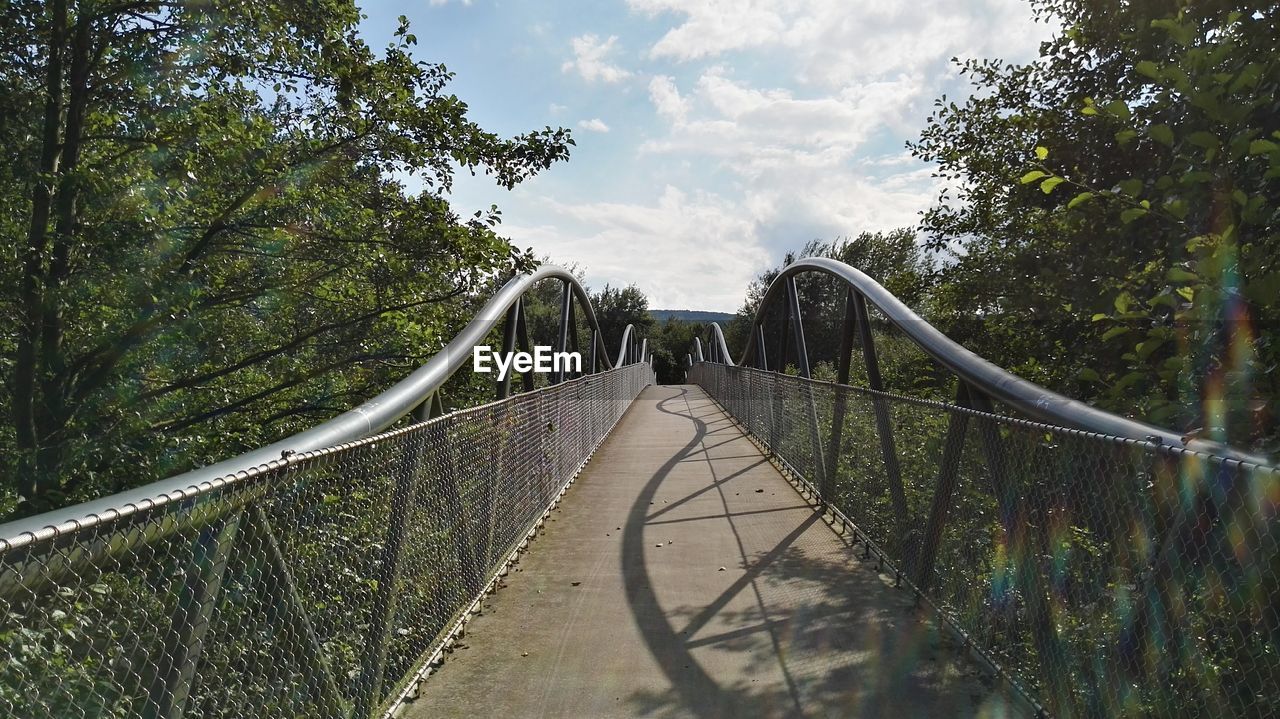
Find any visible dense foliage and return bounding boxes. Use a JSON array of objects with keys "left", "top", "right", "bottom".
[
  {"left": 910, "top": 0, "right": 1278, "bottom": 454},
  {"left": 0, "top": 0, "right": 573, "bottom": 517}
]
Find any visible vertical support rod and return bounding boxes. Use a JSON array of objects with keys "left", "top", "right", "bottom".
[
  {"left": 755, "top": 323, "right": 768, "bottom": 370},
  {"left": 771, "top": 301, "right": 790, "bottom": 451},
  {"left": 776, "top": 293, "right": 791, "bottom": 374},
  {"left": 853, "top": 291, "right": 909, "bottom": 547},
  {"left": 497, "top": 298, "right": 520, "bottom": 399},
  {"left": 589, "top": 329, "right": 598, "bottom": 374},
  {"left": 823, "top": 290, "right": 858, "bottom": 500},
  {"left": 968, "top": 389, "right": 1071, "bottom": 714},
  {"left": 246, "top": 506, "right": 347, "bottom": 717},
  {"left": 785, "top": 276, "right": 827, "bottom": 493},
  {"left": 353, "top": 427, "right": 425, "bottom": 719},
  {"left": 516, "top": 295, "right": 535, "bottom": 393},
  {"left": 912, "top": 382, "right": 972, "bottom": 592},
  {"left": 145, "top": 512, "right": 242, "bottom": 719},
  {"left": 554, "top": 280, "right": 572, "bottom": 384},
  {"left": 785, "top": 277, "right": 811, "bottom": 379},
  {"left": 567, "top": 299, "right": 581, "bottom": 379}
]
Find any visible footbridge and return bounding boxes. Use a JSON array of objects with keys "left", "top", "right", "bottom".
[{"left": 2, "top": 261, "right": 1276, "bottom": 719}]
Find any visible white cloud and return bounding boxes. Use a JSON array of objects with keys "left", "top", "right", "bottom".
[
  {"left": 624, "top": 0, "right": 1053, "bottom": 279},
  {"left": 439, "top": 1, "right": 1055, "bottom": 310},
  {"left": 577, "top": 118, "right": 610, "bottom": 133},
  {"left": 627, "top": 0, "right": 1048, "bottom": 89},
  {"left": 641, "top": 70, "right": 921, "bottom": 177},
  {"left": 561, "top": 34, "right": 633, "bottom": 83},
  {"left": 648, "top": 75, "right": 689, "bottom": 123},
  {"left": 548, "top": 102, "right": 568, "bottom": 114},
  {"left": 504, "top": 186, "right": 770, "bottom": 311}
]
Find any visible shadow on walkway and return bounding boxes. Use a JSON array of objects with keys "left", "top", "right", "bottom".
[{"left": 403, "top": 385, "right": 1022, "bottom": 718}]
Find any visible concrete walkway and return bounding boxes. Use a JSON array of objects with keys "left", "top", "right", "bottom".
[{"left": 402, "top": 385, "right": 1025, "bottom": 718}]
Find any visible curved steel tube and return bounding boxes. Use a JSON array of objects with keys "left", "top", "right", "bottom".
[
  {"left": 697, "top": 257, "right": 1266, "bottom": 463},
  {"left": 1, "top": 265, "right": 646, "bottom": 543}
]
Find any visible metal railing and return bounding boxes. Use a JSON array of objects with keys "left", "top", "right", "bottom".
[
  {"left": 687, "top": 257, "right": 1279, "bottom": 718},
  {"left": 0, "top": 266, "right": 654, "bottom": 719}
]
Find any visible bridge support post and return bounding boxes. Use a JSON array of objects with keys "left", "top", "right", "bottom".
[
  {"left": 912, "top": 382, "right": 972, "bottom": 592},
  {"left": 554, "top": 280, "right": 573, "bottom": 384},
  {"left": 568, "top": 299, "right": 581, "bottom": 379},
  {"left": 853, "top": 291, "right": 909, "bottom": 553},
  {"left": 822, "top": 290, "right": 858, "bottom": 503},
  {"left": 770, "top": 299, "right": 790, "bottom": 452},
  {"left": 243, "top": 505, "right": 348, "bottom": 717},
  {"left": 968, "top": 389, "right": 1071, "bottom": 715},
  {"left": 785, "top": 276, "right": 828, "bottom": 495},
  {"left": 497, "top": 299, "right": 520, "bottom": 399},
  {"left": 145, "top": 511, "right": 242, "bottom": 719},
  {"left": 516, "top": 297, "right": 536, "bottom": 393},
  {"left": 352, "top": 421, "right": 429, "bottom": 719}
]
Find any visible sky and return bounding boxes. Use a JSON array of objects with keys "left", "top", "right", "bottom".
[{"left": 358, "top": 0, "right": 1056, "bottom": 312}]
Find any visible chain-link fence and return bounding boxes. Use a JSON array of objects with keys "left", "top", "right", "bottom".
[
  {"left": 690, "top": 362, "right": 1279, "bottom": 719},
  {"left": 0, "top": 363, "right": 651, "bottom": 719}
]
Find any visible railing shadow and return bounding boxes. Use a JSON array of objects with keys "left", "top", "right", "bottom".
[{"left": 619, "top": 386, "right": 1005, "bottom": 719}]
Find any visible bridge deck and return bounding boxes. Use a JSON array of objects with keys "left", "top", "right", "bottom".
[{"left": 402, "top": 385, "right": 1023, "bottom": 718}]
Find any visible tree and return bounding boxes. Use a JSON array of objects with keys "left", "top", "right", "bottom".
[
  {"left": 911, "top": 0, "right": 1278, "bottom": 453},
  {"left": 651, "top": 317, "right": 701, "bottom": 384},
  {"left": 723, "top": 231, "right": 942, "bottom": 394},
  {"left": 1, "top": 1, "right": 574, "bottom": 516},
  {"left": 591, "top": 284, "right": 655, "bottom": 363}
]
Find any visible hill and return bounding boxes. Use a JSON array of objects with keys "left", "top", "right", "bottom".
[{"left": 649, "top": 309, "right": 736, "bottom": 324}]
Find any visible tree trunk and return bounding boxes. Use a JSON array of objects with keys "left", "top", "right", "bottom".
[{"left": 14, "top": 0, "right": 67, "bottom": 500}]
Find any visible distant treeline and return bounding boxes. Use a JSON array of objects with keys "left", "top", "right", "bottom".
[{"left": 649, "top": 310, "right": 735, "bottom": 324}]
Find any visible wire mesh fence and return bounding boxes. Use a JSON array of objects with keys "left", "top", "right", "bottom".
[
  {"left": 0, "top": 363, "right": 651, "bottom": 719},
  {"left": 690, "top": 362, "right": 1279, "bottom": 719}
]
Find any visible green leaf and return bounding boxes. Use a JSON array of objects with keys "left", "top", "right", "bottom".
[
  {"left": 1167, "top": 267, "right": 1198, "bottom": 282},
  {"left": 1078, "top": 367, "right": 1101, "bottom": 382},
  {"left": 1020, "top": 170, "right": 1048, "bottom": 184},
  {"left": 1249, "top": 139, "right": 1279, "bottom": 155},
  {"left": 1120, "top": 207, "right": 1148, "bottom": 223},
  {"left": 1187, "top": 131, "right": 1220, "bottom": 149},
  {"left": 1149, "top": 124, "right": 1174, "bottom": 146},
  {"left": 1101, "top": 326, "right": 1129, "bottom": 341},
  {"left": 1035, "top": 146, "right": 1049, "bottom": 160},
  {"left": 1150, "top": 18, "right": 1193, "bottom": 46},
  {"left": 1115, "top": 129, "right": 1137, "bottom": 146},
  {"left": 1136, "top": 337, "right": 1167, "bottom": 359},
  {"left": 1135, "top": 60, "right": 1161, "bottom": 80},
  {"left": 1040, "top": 176, "right": 1065, "bottom": 194},
  {"left": 1103, "top": 99, "right": 1131, "bottom": 119},
  {"left": 1067, "top": 191, "right": 1094, "bottom": 209},
  {"left": 1091, "top": 313, "right": 1109, "bottom": 321},
  {"left": 1118, "top": 178, "right": 1143, "bottom": 196}
]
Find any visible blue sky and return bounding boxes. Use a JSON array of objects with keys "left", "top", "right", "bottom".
[{"left": 359, "top": 0, "right": 1055, "bottom": 311}]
